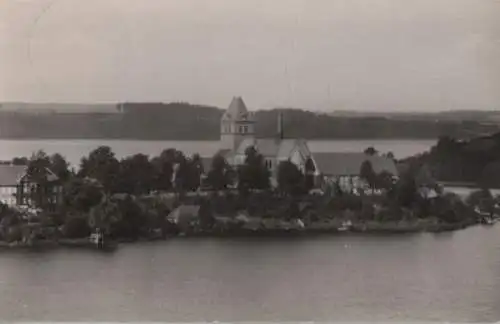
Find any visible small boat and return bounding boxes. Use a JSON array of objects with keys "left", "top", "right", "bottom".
[
  {"left": 338, "top": 220, "right": 353, "bottom": 232},
  {"left": 90, "top": 230, "right": 118, "bottom": 252}
]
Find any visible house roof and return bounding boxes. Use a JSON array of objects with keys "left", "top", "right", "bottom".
[
  {"left": 0, "top": 165, "right": 26, "bottom": 186},
  {"left": 221, "top": 97, "right": 254, "bottom": 121},
  {"left": 0, "top": 165, "right": 59, "bottom": 186},
  {"left": 312, "top": 152, "right": 398, "bottom": 176},
  {"left": 19, "top": 167, "right": 59, "bottom": 183}
]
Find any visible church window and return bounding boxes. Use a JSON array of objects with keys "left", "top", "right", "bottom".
[{"left": 265, "top": 159, "right": 273, "bottom": 170}]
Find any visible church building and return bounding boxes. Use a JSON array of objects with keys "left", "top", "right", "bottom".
[
  {"left": 202, "top": 96, "right": 398, "bottom": 190},
  {"left": 210, "top": 97, "right": 314, "bottom": 185}
]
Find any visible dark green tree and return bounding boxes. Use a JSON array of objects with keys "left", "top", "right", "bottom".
[
  {"left": 150, "top": 148, "right": 178, "bottom": 192},
  {"left": 376, "top": 170, "right": 395, "bottom": 191},
  {"left": 206, "top": 154, "right": 233, "bottom": 190},
  {"left": 304, "top": 156, "right": 316, "bottom": 192},
  {"left": 112, "top": 194, "right": 144, "bottom": 239},
  {"left": 466, "top": 188, "right": 494, "bottom": 214},
  {"left": 118, "top": 154, "right": 155, "bottom": 195},
  {"left": 79, "top": 146, "right": 120, "bottom": 193},
  {"left": 395, "top": 172, "right": 418, "bottom": 208},
  {"left": 12, "top": 156, "right": 29, "bottom": 166},
  {"left": 186, "top": 154, "right": 204, "bottom": 191},
  {"left": 478, "top": 161, "right": 500, "bottom": 189},
  {"left": 49, "top": 153, "right": 72, "bottom": 182},
  {"left": 237, "top": 146, "right": 270, "bottom": 192},
  {"left": 277, "top": 160, "right": 304, "bottom": 196},
  {"left": 360, "top": 160, "right": 377, "bottom": 190},
  {"left": 364, "top": 147, "right": 378, "bottom": 156},
  {"left": 198, "top": 199, "right": 215, "bottom": 230},
  {"left": 88, "top": 197, "right": 122, "bottom": 235},
  {"left": 62, "top": 177, "right": 105, "bottom": 213}
]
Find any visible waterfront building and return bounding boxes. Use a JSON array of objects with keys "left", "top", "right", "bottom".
[{"left": 312, "top": 152, "right": 398, "bottom": 192}]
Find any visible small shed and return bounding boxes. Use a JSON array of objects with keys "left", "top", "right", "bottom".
[{"left": 166, "top": 205, "right": 200, "bottom": 231}]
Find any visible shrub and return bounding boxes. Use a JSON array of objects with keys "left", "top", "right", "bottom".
[
  {"left": 63, "top": 215, "right": 91, "bottom": 238},
  {"left": 4, "top": 226, "right": 22, "bottom": 243}
]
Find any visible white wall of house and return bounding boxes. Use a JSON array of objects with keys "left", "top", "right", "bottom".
[{"left": 0, "top": 187, "right": 17, "bottom": 206}]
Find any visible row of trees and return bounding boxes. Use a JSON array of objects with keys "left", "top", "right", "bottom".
[
  {"left": 0, "top": 146, "right": 318, "bottom": 241},
  {"left": 20, "top": 145, "right": 318, "bottom": 203}
]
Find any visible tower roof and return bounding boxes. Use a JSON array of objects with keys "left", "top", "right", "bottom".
[{"left": 222, "top": 97, "right": 251, "bottom": 121}]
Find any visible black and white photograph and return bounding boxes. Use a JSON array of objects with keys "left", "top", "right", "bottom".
[{"left": 0, "top": 0, "right": 499, "bottom": 322}]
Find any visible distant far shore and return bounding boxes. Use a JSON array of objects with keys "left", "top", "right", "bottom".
[
  {"left": 0, "top": 136, "right": 440, "bottom": 141},
  {"left": 0, "top": 101, "right": 496, "bottom": 140}
]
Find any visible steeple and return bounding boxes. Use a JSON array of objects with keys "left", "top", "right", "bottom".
[
  {"left": 222, "top": 97, "right": 249, "bottom": 121},
  {"left": 220, "top": 96, "right": 255, "bottom": 151}
]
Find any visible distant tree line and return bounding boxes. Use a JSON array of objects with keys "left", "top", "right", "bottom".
[
  {"left": 399, "top": 132, "right": 500, "bottom": 189},
  {"left": 0, "top": 103, "right": 498, "bottom": 140}
]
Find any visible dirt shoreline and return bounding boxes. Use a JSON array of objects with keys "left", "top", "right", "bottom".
[{"left": 0, "top": 220, "right": 480, "bottom": 251}]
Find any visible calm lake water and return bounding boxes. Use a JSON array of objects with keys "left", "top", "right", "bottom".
[
  {"left": 0, "top": 138, "right": 436, "bottom": 166},
  {"left": 1, "top": 226, "right": 500, "bottom": 322}
]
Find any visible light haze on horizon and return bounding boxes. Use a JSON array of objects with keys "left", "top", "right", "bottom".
[{"left": 0, "top": 0, "right": 499, "bottom": 112}]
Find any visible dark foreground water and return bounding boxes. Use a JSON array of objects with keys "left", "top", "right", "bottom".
[{"left": 1, "top": 225, "right": 499, "bottom": 322}]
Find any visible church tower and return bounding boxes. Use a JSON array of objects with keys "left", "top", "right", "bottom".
[{"left": 220, "top": 97, "right": 255, "bottom": 151}]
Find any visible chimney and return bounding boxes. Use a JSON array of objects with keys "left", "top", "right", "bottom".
[{"left": 277, "top": 111, "right": 284, "bottom": 140}]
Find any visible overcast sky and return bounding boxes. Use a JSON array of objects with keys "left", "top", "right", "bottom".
[{"left": 0, "top": 0, "right": 499, "bottom": 111}]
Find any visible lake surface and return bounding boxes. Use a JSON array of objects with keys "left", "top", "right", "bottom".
[
  {"left": 1, "top": 225, "right": 500, "bottom": 322},
  {"left": 0, "top": 138, "right": 436, "bottom": 166}
]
